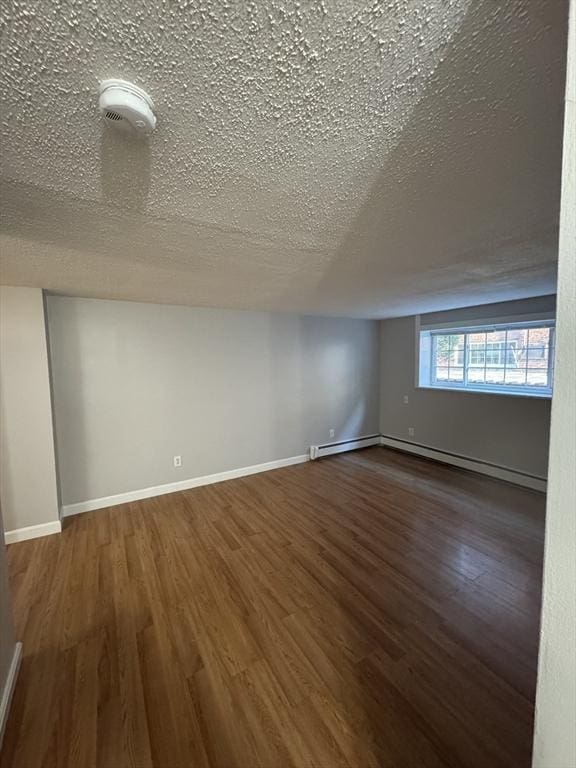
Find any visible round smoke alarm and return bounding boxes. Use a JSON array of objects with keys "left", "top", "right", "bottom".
[{"left": 98, "top": 79, "right": 156, "bottom": 135}]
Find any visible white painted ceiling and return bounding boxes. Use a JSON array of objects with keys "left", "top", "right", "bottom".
[{"left": 0, "top": 0, "right": 568, "bottom": 318}]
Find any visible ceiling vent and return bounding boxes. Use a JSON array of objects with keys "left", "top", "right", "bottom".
[{"left": 98, "top": 79, "right": 156, "bottom": 135}]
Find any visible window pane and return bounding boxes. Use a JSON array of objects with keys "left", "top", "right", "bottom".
[
  {"left": 432, "top": 334, "right": 464, "bottom": 384},
  {"left": 485, "top": 330, "right": 506, "bottom": 344},
  {"left": 485, "top": 367, "right": 505, "bottom": 384},
  {"left": 433, "top": 334, "right": 464, "bottom": 364},
  {"left": 434, "top": 366, "right": 450, "bottom": 381},
  {"left": 468, "top": 337, "right": 486, "bottom": 366},
  {"left": 467, "top": 367, "right": 486, "bottom": 384},
  {"left": 433, "top": 335, "right": 448, "bottom": 366},
  {"left": 448, "top": 367, "right": 464, "bottom": 382},
  {"left": 528, "top": 327, "right": 551, "bottom": 347},
  {"left": 505, "top": 367, "right": 526, "bottom": 386},
  {"left": 504, "top": 347, "right": 523, "bottom": 375},
  {"left": 527, "top": 369, "right": 549, "bottom": 387}
]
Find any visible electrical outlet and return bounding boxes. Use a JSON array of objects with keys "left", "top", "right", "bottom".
[
  {"left": 403, "top": 394, "right": 409, "bottom": 404},
  {"left": 408, "top": 427, "right": 415, "bottom": 437},
  {"left": 329, "top": 428, "right": 335, "bottom": 438},
  {"left": 173, "top": 455, "right": 182, "bottom": 468}
]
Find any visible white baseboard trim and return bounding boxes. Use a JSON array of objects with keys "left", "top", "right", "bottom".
[
  {"left": 310, "top": 434, "right": 381, "bottom": 460},
  {"left": 62, "top": 454, "right": 310, "bottom": 517},
  {"left": 4, "top": 520, "right": 62, "bottom": 545},
  {"left": 380, "top": 435, "right": 547, "bottom": 492},
  {"left": 0, "top": 641, "right": 22, "bottom": 748}
]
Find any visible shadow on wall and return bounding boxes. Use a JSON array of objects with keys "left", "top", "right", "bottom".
[
  {"left": 263, "top": 314, "right": 378, "bottom": 455},
  {"left": 299, "top": 315, "right": 378, "bottom": 442},
  {"left": 305, "top": 0, "right": 566, "bottom": 315},
  {"left": 0, "top": 396, "right": 16, "bottom": 526},
  {"left": 45, "top": 298, "right": 90, "bottom": 511}
]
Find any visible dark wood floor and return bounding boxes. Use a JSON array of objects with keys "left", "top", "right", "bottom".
[{"left": 1, "top": 447, "right": 545, "bottom": 768}]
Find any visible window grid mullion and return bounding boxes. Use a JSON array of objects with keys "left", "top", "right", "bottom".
[
  {"left": 463, "top": 333, "right": 469, "bottom": 386},
  {"left": 525, "top": 329, "right": 530, "bottom": 386}
]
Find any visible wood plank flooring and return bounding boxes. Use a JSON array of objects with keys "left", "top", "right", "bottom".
[{"left": 1, "top": 447, "right": 545, "bottom": 768}]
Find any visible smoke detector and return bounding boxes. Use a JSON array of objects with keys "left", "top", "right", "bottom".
[{"left": 98, "top": 79, "right": 156, "bottom": 135}]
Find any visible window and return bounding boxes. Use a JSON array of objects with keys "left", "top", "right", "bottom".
[{"left": 418, "top": 321, "right": 554, "bottom": 397}]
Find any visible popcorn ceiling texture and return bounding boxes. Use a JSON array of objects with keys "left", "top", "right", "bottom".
[{"left": 0, "top": 0, "right": 568, "bottom": 317}]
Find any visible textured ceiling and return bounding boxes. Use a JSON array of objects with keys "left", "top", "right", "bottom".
[{"left": 0, "top": 0, "right": 568, "bottom": 318}]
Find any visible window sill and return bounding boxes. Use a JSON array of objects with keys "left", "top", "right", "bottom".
[{"left": 417, "top": 385, "right": 552, "bottom": 400}]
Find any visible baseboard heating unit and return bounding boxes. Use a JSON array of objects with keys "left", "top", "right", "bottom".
[{"left": 309, "top": 434, "right": 381, "bottom": 460}]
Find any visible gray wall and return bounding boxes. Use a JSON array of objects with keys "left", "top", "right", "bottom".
[
  {"left": 47, "top": 297, "right": 380, "bottom": 506},
  {"left": 0, "top": 287, "right": 60, "bottom": 532},
  {"left": 533, "top": 4, "right": 576, "bottom": 764},
  {"left": 380, "top": 296, "right": 555, "bottom": 479}
]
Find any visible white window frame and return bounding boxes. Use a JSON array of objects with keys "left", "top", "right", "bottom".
[{"left": 417, "top": 319, "right": 555, "bottom": 398}]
